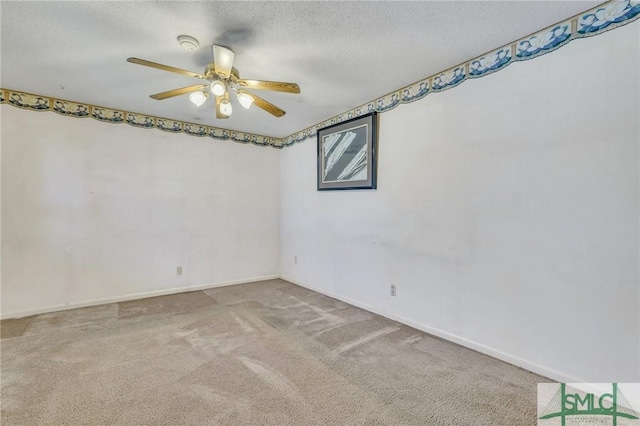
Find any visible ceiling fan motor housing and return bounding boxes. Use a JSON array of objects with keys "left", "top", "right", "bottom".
[{"left": 205, "top": 63, "right": 240, "bottom": 81}]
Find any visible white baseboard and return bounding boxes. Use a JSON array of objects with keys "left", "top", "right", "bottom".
[
  {"left": 280, "top": 275, "right": 586, "bottom": 384},
  {"left": 0, "top": 274, "right": 280, "bottom": 320}
]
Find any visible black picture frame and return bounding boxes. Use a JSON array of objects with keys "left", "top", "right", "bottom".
[{"left": 317, "top": 112, "right": 378, "bottom": 191}]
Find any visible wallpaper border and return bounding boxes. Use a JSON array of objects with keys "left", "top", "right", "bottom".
[
  {"left": 1, "top": 0, "right": 638, "bottom": 149},
  {"left": 0, "top": 90, "right": 281, "bottom": 148}
]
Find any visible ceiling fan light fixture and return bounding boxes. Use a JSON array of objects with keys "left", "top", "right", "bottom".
[
  {"left": 210, "top": 80, "right": 226, "bottom": 96},
  {"left": 237, "top": 92, "right": 254, "bottom": 109},
  {"left": 177, "top": 35, "right": 199, "bottom": 51},
  {"left": 189, "top": 90, "right": 208, "bottom": 107},
  {"left": 220, "top": 95, "right": 233, "bottom": 116},
  {"left": 128, "top": 45, "right": 299, "bottom": 119}
]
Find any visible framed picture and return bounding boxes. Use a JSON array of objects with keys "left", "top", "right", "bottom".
[{"left": 317, "top": 112, "right": 378, "bottom": 191}]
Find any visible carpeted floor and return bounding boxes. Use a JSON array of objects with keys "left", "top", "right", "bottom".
[{"left": 1, "top": 279, "right": 547, "bottom": 425}]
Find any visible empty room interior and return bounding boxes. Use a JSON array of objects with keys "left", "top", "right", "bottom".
[{"left": 1, "top": 1, "right": 639, "bottom": 425}]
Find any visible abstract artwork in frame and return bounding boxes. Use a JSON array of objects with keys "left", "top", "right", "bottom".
[{"left": 317, "top": 112, "right": 378, "bottom": 190}]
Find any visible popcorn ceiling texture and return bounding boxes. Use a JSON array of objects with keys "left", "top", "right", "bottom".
[{"left": 0, "top": 279, "right": 547, "bottom": 425}]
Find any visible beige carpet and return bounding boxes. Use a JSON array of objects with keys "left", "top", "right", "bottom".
[{"left": 1, "top": 279, "right": 547, "bottom": 425}]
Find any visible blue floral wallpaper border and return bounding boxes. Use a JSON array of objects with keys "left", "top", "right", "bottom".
[
  {"left": 0, "top": 90, "right": 281, "bottom": 148},
  {"left": 1, "top": 0, "right": 638, "bottom": 149}
]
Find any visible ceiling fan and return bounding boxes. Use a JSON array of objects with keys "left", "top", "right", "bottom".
[{"left": 127, "top": 45, "right": 300, "bottom": 119}]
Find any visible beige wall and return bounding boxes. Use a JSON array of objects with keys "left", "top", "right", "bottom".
[
  {"left": 1, "top": 108, "right": 281, "bottom": 317},
  {"left": 280, "top": 24, "right": 640, "bottom": 383}
]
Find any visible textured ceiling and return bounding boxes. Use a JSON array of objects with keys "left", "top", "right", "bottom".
[{"left": 1, "top": 1, "right": 600, "bottom": 138}]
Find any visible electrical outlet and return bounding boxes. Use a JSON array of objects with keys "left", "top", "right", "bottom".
[
  {"left": 294, "top": 255, "right": 298, "bottom": 264},
  {"left": 390, "top": 284, "right": 396, "bottom": 297},
  {"left": 176, "top": 266, "right": 183, "bottom": 276}
]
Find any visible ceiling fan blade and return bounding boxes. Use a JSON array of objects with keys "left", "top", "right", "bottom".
[
  {"left": 127, "top": 57, "right": 203, "bottom": 79},
  {"left": 213, "top": 45, "right": 235, "bottom": 79},
  {"left": 240, "top": 90, "right": 285, "bottom": 117},
  {"left": 237, "top": 79, "right": 300, "bottom": 94},
  {"left": 149, "top": 84, "right": 208, "bottom": 100},
  {"left": 215, "top": 95, "right": 228, "bottom": 119}
]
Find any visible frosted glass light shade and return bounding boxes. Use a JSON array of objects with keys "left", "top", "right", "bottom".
[
  {"left": 237, "top": 92, "right": 254, "bottom": 109},
  {"left": 210, "top": 80, "right": 226, "bottom": 96},
  {"left": 189, "top": 91, "right": 207, "bottom": 107},
  {"left": 220, "top": 99, "right": 232, "bottom": 116}
]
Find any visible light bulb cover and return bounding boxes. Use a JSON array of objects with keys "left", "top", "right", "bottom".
[
  {"left": 189, "top": 91, "right": 208, "bottom": 107},
  {"left": 220, "top": 99, "right": 233, "bottom": 116},
  {"left": 210, "top": 80, "right": 226, "bottom": 96},
  {"left": 237, "top": 92, "right": 254, "bottom": 109}
]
